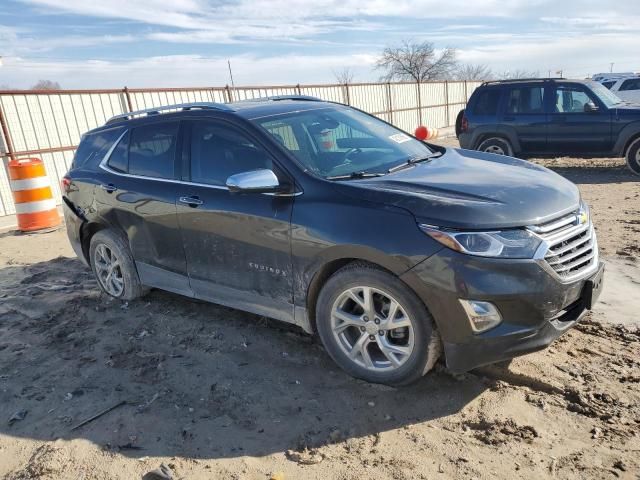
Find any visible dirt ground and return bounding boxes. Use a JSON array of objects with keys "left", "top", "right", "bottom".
[{"left": 1, "top": 144, "right": 639, "bottom": 479}]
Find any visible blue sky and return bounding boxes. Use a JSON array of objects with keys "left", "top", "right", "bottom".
[{"left": 0, "top": 0, "right": 638, "bottom": 88}]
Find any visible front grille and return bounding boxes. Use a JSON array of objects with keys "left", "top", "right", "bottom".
[{"left": 528, "top": 210, "right": 598, "bottom": 282}]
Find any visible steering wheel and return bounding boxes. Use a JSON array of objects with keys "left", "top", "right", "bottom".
[{"left": 344, "top": 148, "right": 364, "bottom": 162}]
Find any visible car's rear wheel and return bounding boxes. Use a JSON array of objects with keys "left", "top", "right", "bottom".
[
  {"left": 477, "top": 137, "right": 513, "bottom": 156},
  {"left": 316, "top": 263, "right": 441, "bottom": 386},
  {"left": 625, "top": 137, "right": 640, "bottom": 176},
  {"left": 89, "top": 230, "right": 146, "bottom": 300},
  {"left": 455, "top": 109, "right": 465, "bottom": 138}
]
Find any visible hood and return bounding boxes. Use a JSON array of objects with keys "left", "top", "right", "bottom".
[
  {"left": 615, "top": 103, "right": 640, "bottom": 114},
  {"left": 333, "top": 148, "right": 580, "bottom": 230}
]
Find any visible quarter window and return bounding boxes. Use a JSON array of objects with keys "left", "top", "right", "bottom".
[
  {"left": 107, "top": 131, "right": 129, "bottom": 173},
  {"left": 472, "top": 89, "right": 501, "bottom": 116},
  {"left": 190, "top": 121, "right": 273, "bottom": 186},
  {"left": 506, "top": 86, "right": 545, "bottom": 114},
  {"left": 74, "top": 127, "right": 124, "bottom": 169},
  {"left": 128, "top": 122, "right": 178, "bottom": 179}
]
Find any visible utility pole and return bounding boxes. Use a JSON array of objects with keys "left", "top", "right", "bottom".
[
  {"left": 610, "top": 62, "right": 614, "bottom": 73},
  {"left": 227, "top": 60, "right": 236, "bottom": 89}
]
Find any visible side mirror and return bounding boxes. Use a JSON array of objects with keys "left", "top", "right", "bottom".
[
  {"left": 584, "top": 102, "right": 599, "bottom": 112},
  {"left": 226, "top": 169, "right": 280, "bottom": 194}
]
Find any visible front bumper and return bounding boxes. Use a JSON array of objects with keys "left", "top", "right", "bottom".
[{"left": 401, "top": 249, "right": 605, "bottom": 373}]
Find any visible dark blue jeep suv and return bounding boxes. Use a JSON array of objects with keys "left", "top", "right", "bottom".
[{"left": 457, "top": 78, "right": 640, "bottom": 175}]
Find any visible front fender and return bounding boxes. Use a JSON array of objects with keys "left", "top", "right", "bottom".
[{"left": 613, "top": 120, "right": 640, "bottom": 155}]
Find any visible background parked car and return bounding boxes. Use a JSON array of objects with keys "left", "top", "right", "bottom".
[
  {"left": 599, "top": 77, "right": 640, "bottom": 104},
  {"left": 456, "top": 78, "right": 640, "bottom": 175}
]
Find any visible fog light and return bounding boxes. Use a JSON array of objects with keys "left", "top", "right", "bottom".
[{"left": 459, "top": 300, "right": 502, "bottom": 333}]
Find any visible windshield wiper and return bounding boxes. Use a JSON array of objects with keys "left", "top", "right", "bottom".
[
  {"left": 326, "top": 171, "right": 386, "bottom": 181},
  {"left": 388, "top": 152, "right": 443, "bottom": 173}
]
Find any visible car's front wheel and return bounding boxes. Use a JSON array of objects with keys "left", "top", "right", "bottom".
[
  {"left": 316, "top": 263, "right": 441, "bottom": 386},
  {"left": 477, "top": 137, "right": 513, "bottom": 156},
  {"left": 625, "top": 137, "right": 640, "bottom": 176}
]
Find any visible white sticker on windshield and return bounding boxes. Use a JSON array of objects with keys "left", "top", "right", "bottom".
[{"left": 389, "top": 133, "right": 411, "bottom": 144}]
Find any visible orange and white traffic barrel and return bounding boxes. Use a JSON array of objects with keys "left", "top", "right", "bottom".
[
  {"left": 415, "top": 125, "right": 440, "bottom": 141},
  {"left": 8, "top": 158, "right": 60, "bottom": 232}
]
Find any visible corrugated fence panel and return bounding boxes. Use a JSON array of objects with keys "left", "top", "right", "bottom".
[
  {"left": 349, "top": 84, "right": 387, "bottom": 114},
  {"left": 0, "top": 161, "right": 10, "bottom": 216},
  {"left": 301, "top": 85, "right": 345, "bottom": 104},
  {"left": 0, "top": 80, "right": 476, "bottom": 217}
]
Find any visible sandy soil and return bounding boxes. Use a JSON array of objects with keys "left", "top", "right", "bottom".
[{"left": 1, "top": 150, "right": 639, "bottom": 480}]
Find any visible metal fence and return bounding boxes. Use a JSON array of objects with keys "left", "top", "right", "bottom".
[{"left": 0, "top": 80, "right": 481, "bottom": 216}]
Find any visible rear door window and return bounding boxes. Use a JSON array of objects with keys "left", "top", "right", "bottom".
[
  {"left": 128, "top": 122, "right": 179, "bottom": 179},
  {"left": 472, "top": 89, "right": 501, "bottom": 115},
  {"left": 73, "top": 127, "right": 124, "bottom": 168},
  {"left": 506, "top": 86, "right": 545, "bottom": 114}
]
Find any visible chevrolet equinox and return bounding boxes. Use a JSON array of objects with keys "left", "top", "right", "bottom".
[{"left": 62, "top": 97, "right": 604, "bottom": 385}]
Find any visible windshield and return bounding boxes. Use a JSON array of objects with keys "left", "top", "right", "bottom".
[
  {"left": 252, "top": 107, "right": 433, "bottom": 178},
  {"left": 588, "top": 81, "right": 623, "bottom": 108}
]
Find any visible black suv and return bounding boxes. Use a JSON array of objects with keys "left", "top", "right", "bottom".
[
  {"left": 63, "top": 97, "right": 604, "bottom": 386},
  {"left": 457, "top": 78, "right": 640, "bottom": 175}
]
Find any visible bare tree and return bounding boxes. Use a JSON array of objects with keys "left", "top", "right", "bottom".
[
  {"left": 497, "top": 69, "right": 540, "bottom": 80},
  {"left": 0, "top": 85, "right": 11, "bottom": 90},
  {"left": 31, "top": 80, "right": 61, "bottom": 90},
  {"left": 333, "top": 67, "right": 355, "bottom": 85},
  {"left": 376, "top": 40, "right": 457, "bottom": 82},
  {"left": 455, "top": 64, "right": 493, "bottom": 81}
]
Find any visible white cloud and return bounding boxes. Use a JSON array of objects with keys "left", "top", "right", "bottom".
[
  {"left": 0, "top": 53, "right": 379, "bottom": 88},
  {"left": 3, "top": 0, "right": 639, "bottom": 88}
]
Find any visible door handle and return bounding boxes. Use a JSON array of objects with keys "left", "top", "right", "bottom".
[
  {"left": 179, "top": 196, "right": 204, "bottom": 207},
  {"left": 100, "top": 183, "right": 117, "bottom": 193}
]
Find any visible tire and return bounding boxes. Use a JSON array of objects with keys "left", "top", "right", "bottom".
[
  {"left": 477, "top": 137, "right": 513, "bottom": 156},
  {"left": 625, "top": 137, "right": 640, "bottom": 176},
  {"left": 89, "top": 230, "right": 146, "bottom": 301},
  {"left": 455, "top": 109, "right": 465, "bottom": 138},
  {"left": 316, "top": 262, "right": 441, "bottom": 386}
]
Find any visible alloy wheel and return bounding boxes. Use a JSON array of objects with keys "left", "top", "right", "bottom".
[
  {"left": 94, "top": 244, "right": 124, "bottom": 297},
  {"left": 330, "top": 286, "right": 415, "bottom": 372}
]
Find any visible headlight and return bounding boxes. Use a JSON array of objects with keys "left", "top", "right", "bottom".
[{"left": 419, "top": 225, "right": 542, "bottom": 259}]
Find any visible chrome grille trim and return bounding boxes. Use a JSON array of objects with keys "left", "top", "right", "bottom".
[{"left": 528, "top": 208, "right": 599, "bottom": 283}]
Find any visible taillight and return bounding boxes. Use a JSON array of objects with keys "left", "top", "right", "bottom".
[
  {"left": 61, "top": 176, "right": 71, "bottom": 194},
  {"left": 461, "top": 115, "right": 469, "bottom": 133}
]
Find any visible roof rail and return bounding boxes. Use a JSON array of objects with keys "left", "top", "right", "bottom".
[
  {"left": 481, "top": 78, "right": 564, "bottom": 86},
  {"left": 236, "top": 95, "right": 323, "bottom": 103},
  {"left": 106, "top": 102, "right": 233, "bottom": 124}
]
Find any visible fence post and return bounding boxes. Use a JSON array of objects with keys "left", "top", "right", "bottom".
[
  {"left": 225, "top": 85, "right": 232, "bottom": 103},
  {"left": 296, "top": 84, "right": 302, "bottom": 95},
  {"left": 123, "top": 86, "right": 133, "bottom": 112},
  {"left": 344, "top": 83, "right": 351, "bottom": 105},
  {"left": 444, "top": 80, "right": 450, "bottom": 126},
  {"left": 386, "top": 82, "right": 393, "bottom": 124},
  {"left": 464, "top": 80, "right": 468, "bottom": 103},
  {"left": 416, "top": 81, "right": 423, "bottom": 126},
  {"left": 0, "top": 103, "right": 16, "bottom": 161}
]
